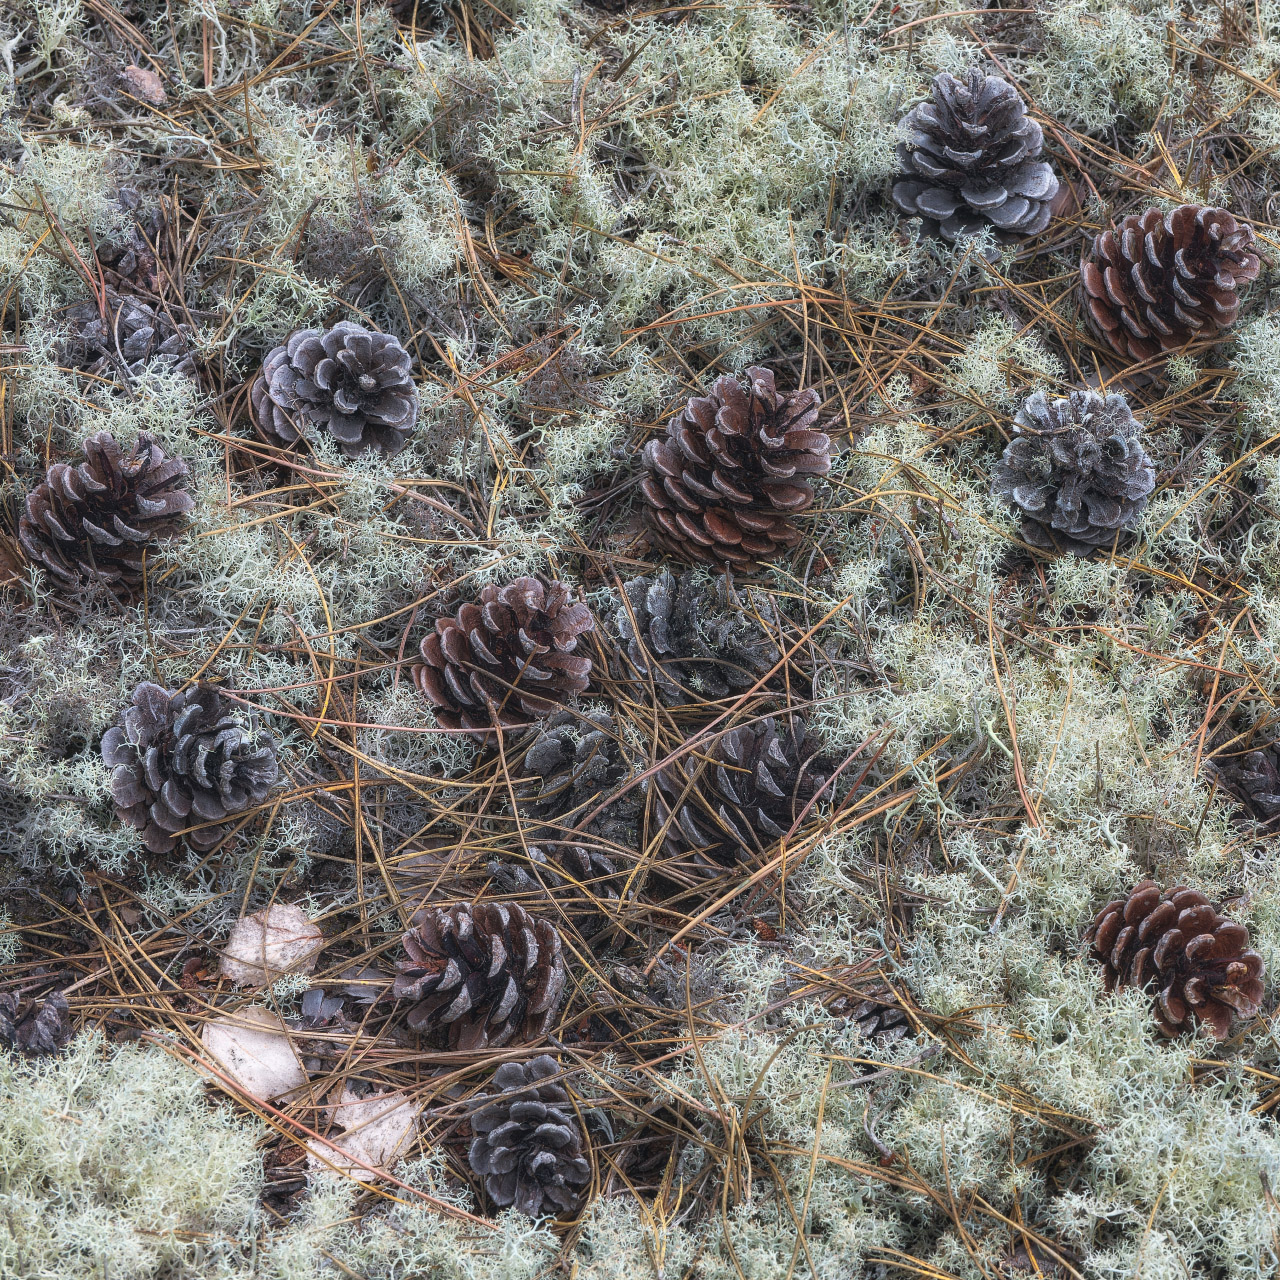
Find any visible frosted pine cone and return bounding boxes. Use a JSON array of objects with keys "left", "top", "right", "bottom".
[
  {"left": 1086, "top": 880, "right": 1264, "bottom": 1039},
  {"left": 892, "top": 69, "right": 1058, "bottom": 241},
  {"left": 102, "top": 683, "right": 279, "bottom": 853},
  {"left": 96, "top": 189, "right": 165, "bottom": 294},
  {"left": 63, "top": 290, "right": 196, "bottom": 381},
  {"left": 992, "top": 390, "right": 1156, "bottom": 555},
  {"left": 497, "top": 710, "right": 637, "bottom": 900},
  {"left": 1080, "top": 205, "right": 1259, "bottom": 364},
  {"left": 1206, "top": 726, "right": 1280, "bottom": 827},
  {"left": 412, "top": 577, "right": 595, "bottom": 740},
  {"left": 251, "top": 321, "right": 418, "bottom": 457},
  {"left": 615, "top": 570, "right": 784, "bottom": 704},
  {"left": 651, "top": 716, "right": 829, "bottom": 881},
  {"left": 468, "top": 1056, "right": 590, "bottom": 1217},
  {"left": 0, "top": 990, "right": 71, "bottom": 1056},
  {"left": 640, "top": 367, "right": 829, "bottom": 570},
  {"left": 18, "top": 432, "right": 194, "bottom": 597},
  {"left": 392, "top": 902, "right": 566, "bottom": 1050}
]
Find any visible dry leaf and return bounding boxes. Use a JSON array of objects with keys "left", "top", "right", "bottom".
[
  {"left": 120, "top": 64, "right": 167, "bottom": 105},
  {"left": 305, "top": 1088, "right": 420, "bottom": 1182},
  {"left": 202, "top": 1007, "right": 309, "bottom": 1100},
  {"left": 220, "top": 903, "right": 324, "bottom": 987}
]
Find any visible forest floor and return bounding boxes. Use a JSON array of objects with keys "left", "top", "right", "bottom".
[{"left": 3, "top": 0, "right": 1280, "bottom": 1277}]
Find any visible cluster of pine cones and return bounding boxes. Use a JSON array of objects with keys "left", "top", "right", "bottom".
[
  {"left": 890, "top": 69, "right": 1259, "bottom": 555},
  {"left": 3, "top": 64, "right": 1272, "bottom": 1221}
]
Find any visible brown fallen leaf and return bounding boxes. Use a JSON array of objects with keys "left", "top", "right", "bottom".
[{"left": 120, "top": 64, "right": 167, "bottom": 105}]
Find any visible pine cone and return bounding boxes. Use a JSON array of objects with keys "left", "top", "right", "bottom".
[
  {"left": 1086, "top": 880, "right": 1265, "bottom": 1040},
  {"left": 829, "top": 983, "right": 911, "bottom": 1045},
  {"left": 1080, "top": 205, "right": 1259, "bottom": 364},
  {"left": 18, "top": 431, "right": 195, "bottom": 596},
  {"left": 392, "top": 902, "right": 566, "bottom": 1049},
  {"left": 0, "top": 990, "right": 71, "bottom": 1055},
  {"left": 63, "top": 290, "right": 196, "bottom": 381},
  {"left": 1206, "top": 727, "right": 1280, "bottom": 827},
  {"left": 640, "top": 367, "right": 829, "bottom": 570},
  {"left": 991, "top": 389, "right": 1156, "bottom": 556},
  {"left": 96, "top": 189, "right": 165, "bottom": 294},
  {"left": 412, "top": 577, "right": 595, "bottom": 740},
  {"left": 251, "top": 321, "right": 419, "bottom": 457},
  {"left": 495, "top": 710, "right": 638, "bottom": 901},
  {"left": 650, "top": 716, "right": 829, "bottom": 881},
  {"left": 892, "top": 69, "right": 1058, "bottom": 241},
  {"left": 101, "top": 682, "right": 279, "bottom": 853},
  {"left": 615, "top": 570, "right": 784, "bottom": 704},
  {"left": 468, "top": 1055, "right": 590, "bottom": 1217}
]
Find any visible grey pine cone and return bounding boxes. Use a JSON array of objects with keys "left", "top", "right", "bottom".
[
  {"left": 392, "top": 902, "right": 566, "bottom": 1050},
  {"left": 992, "top": 389, "right": 1156, "bottom": 556},
  {"left": 0, "top": 990, "right": 71, "bottom": 1056},
  {"left": 468, "top": 1055, "right": 591, "bottom": 1217},
  {"left": 18, "top": 431, "right": 194, "bottom": 597},
  {"left": 651, "top": 715, "right": 829, "bottom": 881},
  {"left": 63, "top": 290, "right": 196, "bottom": 381},
  {"left": 828, "top": 982, "right": 911, "bottom": 1045},
  {"left": 101, "top": 682, "right": 279, "bottom": 853},
  {"left": 498, "top": 710, "right": 639, "bottom": 901},
  {"left": 615, "top": 570, "right": 784, "bottom": 705},
  {"left": 251, "top": 321, "right": 418, "bottom": 457},
  {"left": 1206, "top": 726, "right": 1280, "bottom": 827},
  {"left": 892, "top": 69, "right": 1058, "bottom": 241}
]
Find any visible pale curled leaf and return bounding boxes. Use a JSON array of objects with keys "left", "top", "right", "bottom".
[
  {"left": 201, "top": 1007, "right": 309, "bottom": 1101},
  {"left": 305, "top": 1088, "right": 421, "bottom": 1182},
  {"left": 220, "top": 903, "right": 324, "bottom": 987}
]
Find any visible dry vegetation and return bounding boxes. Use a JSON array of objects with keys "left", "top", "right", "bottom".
[{"left": 3, "top": 0, "right": 1280, "bottom": 1276}]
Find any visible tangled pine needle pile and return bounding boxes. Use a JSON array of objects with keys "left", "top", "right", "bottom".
[{"left": 3, "top": 0, "right": 1280, "bottom": 1277}]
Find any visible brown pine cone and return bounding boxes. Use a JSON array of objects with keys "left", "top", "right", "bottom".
[
  {"left": 650, "top": 715, "right": 829, "bottom": 881},
  {"left": 1086, "top": 880, "right": 1264, "bottom": 1040},
  {"left": 18, "top": 432, "right": 194, "bottom": 597},
  {"left": 250, "top": 321, "right": 419, "bottom": 457},
  {"left": 412, "top": 577, "right": 595, "bottom": 740},
  {"left": 640, "top": 367, "right": 829, "bottom": 570},
  {"left": 892, "top": 69, "right": 1058, "bottom": 241},
  {"left": 1080, "top": 205, "right": 1259, "bottom": 364},
  {"left": 1205, "top": 726, "right": 1280, "bottom": 827},
  {"left": 392, "top": 902, "right": 566, "bottom": 1050},
  {"left": 102, "top": 682, "right": 279, "bottom": 853}
]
